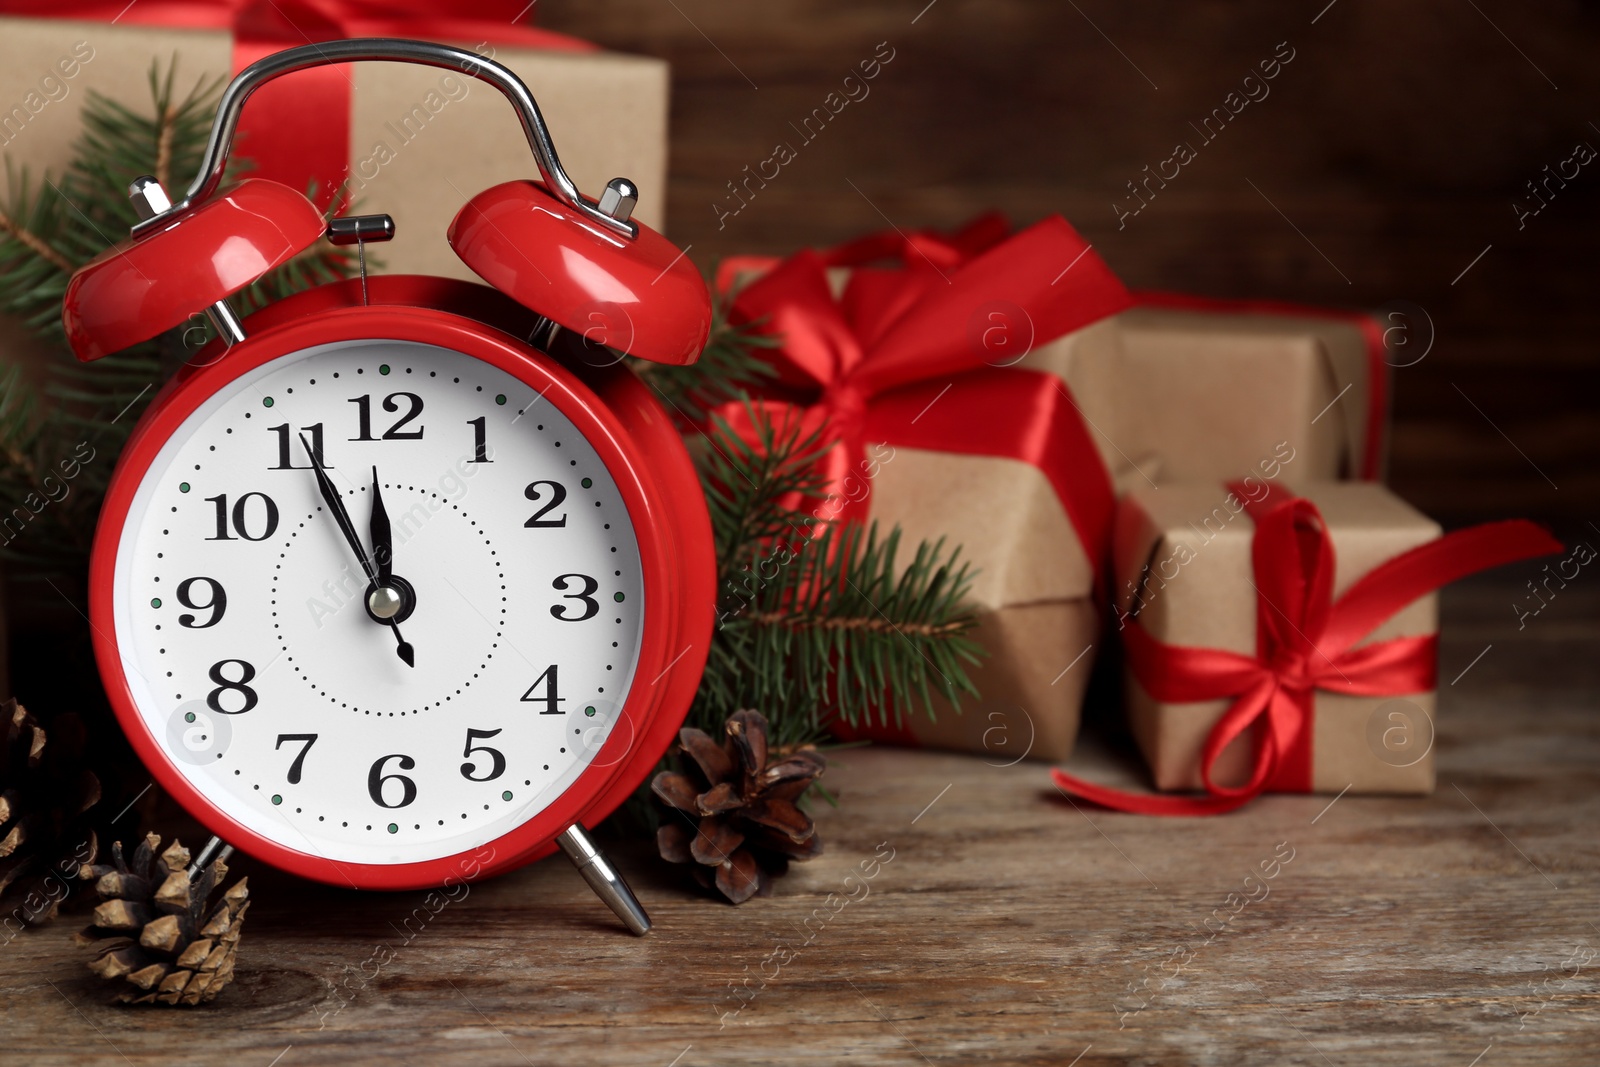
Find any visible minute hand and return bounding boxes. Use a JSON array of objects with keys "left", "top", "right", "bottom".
[
  {"left": 301, "top": 434, "right": 376, "bottom": 584},
  {"left": 301, "top": 436, "right": 414, "bottom": 668}
]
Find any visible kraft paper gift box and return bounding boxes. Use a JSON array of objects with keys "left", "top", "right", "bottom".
[
  {"left": 1112, "top": 481, "right": 1443, "bottom": 795},
  {"left": 0, "top": 14, "right": 668, "bottom": 281},
  {"left": 1016, "top": 301, "right": 1388, "bottom": 491},
  {"left": 728, "top": 233, "right": 1388, "bottom": 494},
  {"left": 860, "top": 448, "right": 1104, "bottom": 763},
  {"left": 721, "top": 219, "right": 1138, "bottom": 764}
]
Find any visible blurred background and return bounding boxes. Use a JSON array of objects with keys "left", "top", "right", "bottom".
[{"left": 543, "top": 0, "right": 1598, "bottom": 535}]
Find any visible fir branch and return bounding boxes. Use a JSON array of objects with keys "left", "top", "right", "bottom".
[
  {"left": 0, "top": 207, "right": 74, "bottom": 274},
  {"left": 742, "top": 610, "right": 969, "bottom": 636},
  {"left": 686, "top": 404, "right": 983, "bottom": 749},
  {"left": 0, "top": 58, "right": 351, "bottom": 579}
]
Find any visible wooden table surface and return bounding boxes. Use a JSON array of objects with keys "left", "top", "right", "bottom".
[{"left": 3, "top": 575, "right": 1596, "bottom": 1066}]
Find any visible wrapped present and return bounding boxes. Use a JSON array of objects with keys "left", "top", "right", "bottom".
[
  {"left": 718, "top": 217, "right": 1133, "bottom": 762},
  {"left": 723, "top": 216, "right": 1391, "bottom": 491},
  {"left": 1096, "top": 294, "right": 1388, "bottom": 484},
  {"left": 1052, "top": 481, "right": 1560, "bottom": 813},
  {"left": 0, "top": 3, "right": 668, "bottom": 279}
]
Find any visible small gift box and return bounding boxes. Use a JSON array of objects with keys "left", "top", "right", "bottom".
[
  {"left": 720, "top": 216, "right": 1134, "bottom": 762},
  {"left": 1013, "top": 296, "right": 1388, "bottom": 491},
  {"left": 0, "top": 5, "right": 668, "bottom": 279},
  {"left": 1052, "top": 481, "right": 1559, "bottom": 814}
]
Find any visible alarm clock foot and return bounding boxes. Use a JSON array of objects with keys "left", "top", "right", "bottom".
[
  {"left": 186, "top": 835, "right": 236, "bottom": 879},
  {"left": 556, "top": 823, "right": 651, "bottom": 937}
]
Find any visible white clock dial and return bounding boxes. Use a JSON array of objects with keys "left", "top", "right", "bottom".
[{"left": 111, "top": 339, "right": 645, "bottom": 865}]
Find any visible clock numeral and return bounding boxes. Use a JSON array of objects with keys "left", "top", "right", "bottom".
[
  {"left": 274, "top": 733, "right": 317, "bottom": 784},
  {"left": 268, "top": 422, "right": 326, "bottom": 469},
  {"left": 349, "top": 392, "right": 425, "bottom": 441},
  {"left": 523, "top": 480, "right": 567, "bottom": 528},
  {"left": 368, "top": 753, "right": 417, "bottom": 808},
  {"left": 176, "top": 576, "right": 227, "bottom": 629},
  {"left": 460, "top": 728, "right": 506, "bottom": 782},
  {"left": 205, "top": 659, "right": 258, "bottom": 715},
  {"left": 550, "top": 573, "right": 599, "bottom": 622},
  {"left": 204, "top": 492, "right": 279, "bottom": 542},
  {"left": 520, "top": 664, "right": 565, "bottom": 714},
  {"left": 467, "top": 416, "right": 493, "bottom": 463}
]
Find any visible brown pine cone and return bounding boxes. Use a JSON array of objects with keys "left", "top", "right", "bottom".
[
  {"left": 652, "top": 709, "right": 826, "bottom": 904},
  {"left": 75, "top": 834, "right": 249, "bottom": 1006},
  {"left": 0, "top": 698, "right": 101, "bottom": 927}
]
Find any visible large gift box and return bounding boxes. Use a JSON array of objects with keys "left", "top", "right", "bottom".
[
  {"left": 1051, "top": 480, "right": 1559, "bottom": 813},
  {"left": 0, "top": 6, "right": 668, "bottom": 280},
  {"left": 726, "top": 217, "right": 1391, "bottom": 494},
  {"left": 720, "top": 218, "right": 1134, "bottom": 763}
]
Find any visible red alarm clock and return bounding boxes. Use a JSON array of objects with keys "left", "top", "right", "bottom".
[{"left": 61, "top": 40, "right": 715, "bottom": 935}]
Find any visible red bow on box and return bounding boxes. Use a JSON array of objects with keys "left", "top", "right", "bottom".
[
  {"left": 715, "top": 215, "right": 1132, "bottom": 578},
  {"left": 720, "top": 212, "right": 1393, "bottom": 484},
  {"left": 3, "top": 0, "right": 593, "bottom": 204},
  {"left": 1052, "top": 487, "right": 1562, "bottom": 815}
]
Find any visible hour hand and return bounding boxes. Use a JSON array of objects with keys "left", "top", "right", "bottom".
[{"left": 370, "top": 466, "right": 394, "bottom": 582}]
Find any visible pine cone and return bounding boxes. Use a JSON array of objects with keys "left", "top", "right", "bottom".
[
  {"left": 75, "top": 834, "right": 249, "bottom": 1006},
  {"left": 0, "top": 698, "right": 101, "bottom": 927},
  {"left": 652, "top": 709, "right": 825, "bottom": 904}
]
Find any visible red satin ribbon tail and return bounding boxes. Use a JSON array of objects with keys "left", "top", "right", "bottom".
[
  {"left": 1319, "top": 520, "right": 1564, "bottom": 656},
  {"left": 1050, "top": 769, "right": 1262, "bottom": 816}
]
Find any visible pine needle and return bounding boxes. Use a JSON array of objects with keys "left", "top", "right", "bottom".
[{"left": 0, "top": 58, "right": 352, "bottom": 580}]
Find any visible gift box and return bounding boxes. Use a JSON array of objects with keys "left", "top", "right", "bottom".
[
  {"left": 1051, "top": 480, "right": 1559, "bottom": 813},
  {"left": 728, "top": 220, "right": 1390, "bottom": 494},
  {"left": 0, "top": 6, "right": 668, "bottom": 280},
  {"left": 720, "top": 217, "right": 1135, "bottom": 762},
  {"left": 1007, "top": 297, "right": 1388, "bottom": 491}
]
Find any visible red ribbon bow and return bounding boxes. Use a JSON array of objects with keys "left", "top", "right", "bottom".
[
  {"left": 721, "top": 212, "right": 1392, "bottom": 484},
  {"left": 3, "top": 0, "right": 593, "bottom": 203},
  {"left": 1052, "top": 487, "right": 1562, "bottom": 815},
  {"left": 716, "top": 215, "right": 1132, "bottom": 576}
]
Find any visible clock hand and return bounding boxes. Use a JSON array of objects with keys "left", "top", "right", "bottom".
[
  {"left": 301, "top": 435, "right": 414, "bottom": 668},
  {"left": 302, "top": 434, "right": 375, "bottom": 582},
  {"left": 369, "top": 466, "right": 394, "bottom": 583}
]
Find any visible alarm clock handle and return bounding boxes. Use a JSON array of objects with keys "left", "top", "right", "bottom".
[
  {"left": 133, "top": 38, "right": 638, "bottom": 241},
  {"left": 556, "top": 824, "right": 652, "bottom": 936}
]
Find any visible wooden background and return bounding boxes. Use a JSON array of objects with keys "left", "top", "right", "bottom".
[{"left": 541, "top": 0, "right": 1600, "bottom": 532}]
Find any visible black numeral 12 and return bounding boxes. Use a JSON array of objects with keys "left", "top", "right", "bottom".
[{"left": 349, "top": 393, "right": 424, "bottom": 441}]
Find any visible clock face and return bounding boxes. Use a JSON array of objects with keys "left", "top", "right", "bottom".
[{"left": 109, "top": 338, "right": 646, "bottom": 867}]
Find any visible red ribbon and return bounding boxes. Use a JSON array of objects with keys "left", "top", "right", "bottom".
[
  {"left": 720, "top": 215, "right": 1393, "bottom": 486},
  {"left": 716, "top": 215, "right": 1132, "bottom": 586},
  {"left": 2, "top": 0, "right": 593, "bottom": 204},
  {"left": 1051, "top": 486, "right": 1562, "bottom": 815}
]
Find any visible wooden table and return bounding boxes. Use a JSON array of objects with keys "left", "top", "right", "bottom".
[{"left": 4, "top": 575, "right": 1597, "bottom": 1066}]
